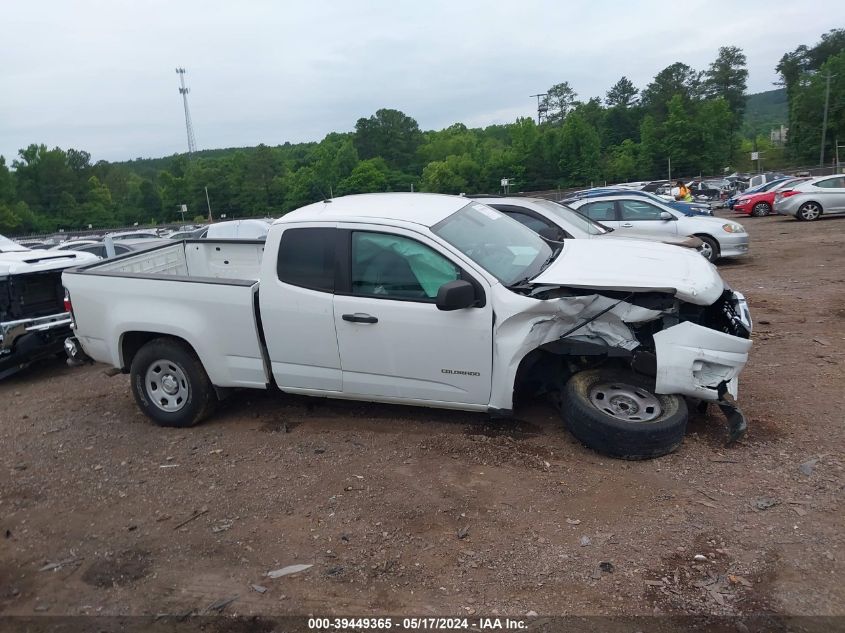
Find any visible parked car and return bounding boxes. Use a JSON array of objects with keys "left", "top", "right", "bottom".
[
  {"left": 733, "top": 177, "right": 812, "bottom": 217},
  {"left": 205, "top": 219, "right": 271, "bottom": 240},
  {"left": 48, "top": 239, "right": 101, "bottom": 251},
  {"left": 686, "top": 180, "right": 728, "bottom": 203},
  {"left": 105, "top": 230, "right": 161, "bottom": 241},
  {"left": 747, "top": 172, "right": 787, "bottom": 190},
  {"left": 472, "top": 196, "right": 703, "bottom": 252},
  {"left": 563, "top": 188, "right": 712, "bottom": 216},
  {"left": 774, "top": 174, "right": 845, "bottom": 221},
  {"left": 567, "top": 194, "right": 748, "bottom": 262},
  {"left": 0, "top": 235, "right": 98, "bottom": 378},
  {"left": 70, "top": 238, "right": 171, "bottom": 259},
  {"left": 168, "top": 227, "right": 208, "bottom": 240},
  {"left": 725, "top": 177, "right": 790, "bottom": 210},
  {"left": 63, "top": 193, "right": 753, "bottom": 459}
]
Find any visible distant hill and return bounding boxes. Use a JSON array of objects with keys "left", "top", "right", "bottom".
[{"left": 742, "top": 88, "right": 788, "bottom": 138}]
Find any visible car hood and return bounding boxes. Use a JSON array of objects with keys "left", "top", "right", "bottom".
[
  {"left": 530, "top": 238, "right": 724, "bottom": 305},
  {"left": 0, "top": 249, "right": 99, "bottom": 276}
]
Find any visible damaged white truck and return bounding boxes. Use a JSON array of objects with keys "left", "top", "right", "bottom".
[{"left": 62, "top": 193, "right": 752, "bottom": 459}]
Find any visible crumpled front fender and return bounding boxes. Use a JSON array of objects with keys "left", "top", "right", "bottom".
[{"left": 653, "top": 321, "right": 752, "bottom": 401}]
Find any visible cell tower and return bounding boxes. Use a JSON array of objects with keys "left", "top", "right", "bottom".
[{"left": 175, "top": 67, "right": 198, "bottom": 155}]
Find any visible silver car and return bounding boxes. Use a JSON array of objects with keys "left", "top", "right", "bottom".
[
  {"left": 774, "top": 174, "right": 845, "bottom": 221},
  {"left": 567, "top": 194, "right": 749, "bottom": 262},
  {"left": 475, "top": 196, "right": 703, "bottom": 252}
]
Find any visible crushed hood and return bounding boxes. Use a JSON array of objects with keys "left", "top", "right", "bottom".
[
  {"left": 0, "top": 249, "right": 99, "bottom": 277},
  {"left": 531, "top": 238, "right": 724, "bottom": 305}
]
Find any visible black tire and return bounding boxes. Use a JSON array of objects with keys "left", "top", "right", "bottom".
[
  {"left": 561, "top": 368, "right": 688, "bottom": 460},
  {"left": 129, "top": 337, "right": 216, "bottom": 427},
  {"left": 797, "top": 202, "right": 822, "bottom": 221},
  {"left": 696, "top": 235, "right": 720, "bottom": 262},
  {"left": 750, "top": 202, "right": 771, "bottom": 217}
]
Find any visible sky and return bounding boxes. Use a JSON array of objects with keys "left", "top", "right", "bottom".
[{"left": 1, "top": 0, "right": 842, "bottom": 163}]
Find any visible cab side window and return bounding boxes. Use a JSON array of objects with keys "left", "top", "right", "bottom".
[
  {"left": 277, "top": 227, "right": 336, "bottom": 292},
  {"left": 351, "top": 232, "right": 459, "bottom": 301}
]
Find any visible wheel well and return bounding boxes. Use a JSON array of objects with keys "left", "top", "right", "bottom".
[
  {"left": 799, "top": 200, "right": 823, "bottom": 212},
  {"left": 120, "top": 332, "right": 196, "bottom": 371},
  {"left": 693, "top": 233, "right": 719, "bottom": 253}
]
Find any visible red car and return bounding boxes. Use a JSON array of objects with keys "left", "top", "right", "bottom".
[{"left": 734, "top": 177, "right": 811, "bottom": 217}]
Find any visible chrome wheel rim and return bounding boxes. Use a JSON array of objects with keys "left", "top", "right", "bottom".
[
  {"left": 699, "top": 241, "right": 714, "bottom": 261},
  {"left": 145, "top": 359, "right": 189, "bottom": 412},
  {"left": 589, "top": 382, "right": 662, "bottom": 423},
  {"left": 800, "top": 204, "right": 820, "bottom": 220},
  {"left": 752, "top": 203, "right": 768, "bottom": 216}
]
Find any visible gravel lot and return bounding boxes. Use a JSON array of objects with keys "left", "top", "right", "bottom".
[{"left": 1, "top": 210, "right": 843, "bottom": 620}]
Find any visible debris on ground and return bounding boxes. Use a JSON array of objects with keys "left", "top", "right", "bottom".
[
  {"left": 457, "top": 526, "right": 470, "bottom": 540},
  {"left": 250, "top": 584, "right": 268, "bottom": 594},
  {"left": 752, "top": 497, "right": 780, "bottom": 511},
  {"left": 205, "top": 595, "right": 238, "bottom": 613},
  {"left": 579, "top": 536, "right": 591, "bottom": 547},
  {"left": 799, "top": 458, "right": 818, "bottom": 476},
  {"left": 266, "top": 564, "right": 313, "bottom": 579},
  {"left": 39, "top": 557, "right": 84, "bottom": 572}
]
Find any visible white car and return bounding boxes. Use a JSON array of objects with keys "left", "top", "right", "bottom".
[
  {"left": 774, "top": 174, "right": 845, "bottom": 221},
  {"left": 0, "top": 235, "right": 98, "bottom": 377},
  {"left": 63, "top": 193, "right": 752, "bottom": 459},
  {"left": 567, "top": 194, "right": 749, "bottom": 262},
  {"left": 475, "top": 196, "right": 703, "bottom": 252}
]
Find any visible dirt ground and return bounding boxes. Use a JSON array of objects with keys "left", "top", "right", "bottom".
[{"left": 1, "top": 210, "right": 843, "bottom": 621}]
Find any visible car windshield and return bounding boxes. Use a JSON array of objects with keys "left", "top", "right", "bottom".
[
  {"left": 530, "top": 199, "right": 608, "bottom": 235},
  {"left": 432, "top": 203, "right": 553, "bottom": 286},
  {"left": 0, "top": 235, "right": 27, "bottom": 252}
]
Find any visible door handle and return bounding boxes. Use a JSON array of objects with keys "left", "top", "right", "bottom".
[
  {"left": 621, "top": 223, "right": 633, "bottom": 228},
  {"left": 342, "top": 313, "right": 378, "bottom": 324}
]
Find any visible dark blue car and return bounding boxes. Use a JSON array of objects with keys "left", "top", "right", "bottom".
[{"left": 561, "top": 188, "right": 712, "bottom": 216}]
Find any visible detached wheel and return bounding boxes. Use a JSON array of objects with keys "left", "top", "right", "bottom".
[
  {"left": 797, "top": 202, "right": 822, "bottom": 221},
  {"left": 696, "top": 235, "right": 719, "bottom": 262},
  {"left": 130, "top": 337, "right": 216, "bottom": 427},
  {"left": 561, "top": 369, "right": 688, "bottom": 460},
  {"left": 751, "top": 202, "right": 771, "bottom": 217}
]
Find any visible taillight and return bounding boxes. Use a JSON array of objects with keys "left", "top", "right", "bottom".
[
  {"left": 63, "top": 289, "right": 73, "bottom": 315},
  {"left": 781, "top": 190, "right": 799, "bottom": 198}
]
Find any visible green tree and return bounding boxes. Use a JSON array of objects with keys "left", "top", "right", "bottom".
[
  {"left": 605, "top": 139, "right": 638, "bottom": 183},
  {"left": 641, "top": 63, "right": 703, "bottom": 120},
  {"left": 606, "top": 76, "right": 639, "bottom": 107},
  {"left": 704, "top": 46, "right": 749, "bottom": 120},
  {"left": 354, "top": 109, "right": 422, "bottom": 171},
  {"left": 337, "top": 158, "right": 390, "bottom": 195},
  {"left": 540, "top": 82, "right": 578, "bottom": 124},
  {"left": 558, "top": 112, "right": 601, "bottom": 186}
]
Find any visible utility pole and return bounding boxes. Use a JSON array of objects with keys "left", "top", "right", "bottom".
[
  {"left": 819, "top": 71, "right": 835, "bottom": 168},
  {"left": 530, "top": 94, "right": 548, "bottom": 125},
  {"left": 176, "top": 68, "right": 198, "bottom": 156},
  {"left": 204, "top": 186, "right": 213, "bottom": 222}
]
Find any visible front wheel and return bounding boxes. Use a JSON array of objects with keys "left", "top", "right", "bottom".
[
  {"left": 561, "top": 369, "right": 688, "bottom": 460},
  {"left": 130, "top": 337, "right": 216, "bottom": 427},
  {"left": 751, "top": 202, "right": 771, "bottom": 217},
  {"left": 797, "top": 202, "right": 822, "bottom": 221},
  {"left": 696, "top": 235, "right": 719, "bottom": 262}
]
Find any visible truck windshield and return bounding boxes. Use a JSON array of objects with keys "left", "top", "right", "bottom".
[
  {"left": 432, "top": 203, "right": 553, "bottom": 285},
  {"left": 530, "top": 199, "right": 608, "bottom": 236},
  {"left": 0, "top": 235, "right": 27, "bottom": 252}
]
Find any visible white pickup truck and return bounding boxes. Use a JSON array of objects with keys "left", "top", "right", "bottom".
[
  {"left": 1, "top": 235, "right": 98, "bottom": 378},
  {"left": 63, "top": 193, "right": 753, "bottom": 459}
]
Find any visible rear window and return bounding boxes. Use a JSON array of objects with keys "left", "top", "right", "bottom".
[{"left": 277, "top": 227, "right": 335, "bottom": 292}]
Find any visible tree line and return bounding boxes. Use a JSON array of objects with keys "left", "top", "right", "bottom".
[{"left": 1, "top": 30, "right": 842, "bottom": 235}]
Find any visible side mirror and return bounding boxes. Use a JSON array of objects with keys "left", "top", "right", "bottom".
[
  {"left": 660, "top": 211, "right": 676, "bottom": 221},
  {"left": 436, "top": 280, "right": 476, "bottom": 311}
]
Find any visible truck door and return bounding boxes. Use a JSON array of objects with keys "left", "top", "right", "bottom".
[
  {"left": 333, "top": 227, "right": 493, "bottom": 406},
  {"left": 260, "top": 226, "right": 342, "bottom": 392}
]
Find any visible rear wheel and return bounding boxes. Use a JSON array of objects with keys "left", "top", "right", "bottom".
[
  {"left": 751, "top": 202, "right": 771, "bottom": 217},
  {"left": 130, "top": 337, "right": 216, "bottom": 427},
  {"left": 561, "top": 368, "right": 688, "bottom": 460},
  {"left": 797, "top": 202, "right": 822, "bottom": 221},
  {"left": 696, "top": 235, "right": 719, "bottom": 262}
]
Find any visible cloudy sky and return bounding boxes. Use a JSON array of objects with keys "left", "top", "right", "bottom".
[{"left": 1, "top": 1, "right": 841, "bottom": 163}]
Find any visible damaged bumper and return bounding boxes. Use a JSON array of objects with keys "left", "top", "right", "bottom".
[{"left": 653, "top": 321, "right": 752, "bottom": 401}]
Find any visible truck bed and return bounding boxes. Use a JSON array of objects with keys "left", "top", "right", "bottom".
[
  {"left": 62, "top": 240, "right": 269, "bottom": 389},
  {"left": 91, "top": 239, "right": 265, "bottom": 281}
]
